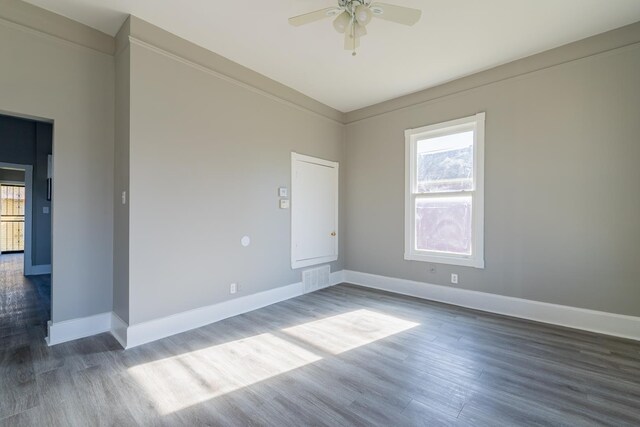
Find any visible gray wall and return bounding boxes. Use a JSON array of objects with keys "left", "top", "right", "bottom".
[
  {"left": 121, "top": 18, "right": 346, "bottom": 325},
  {"left": 0, "top": 2, "right": 114, "bottom": 322},
  {"left": 0, "top": 115, "right": 51, "bottom": 265},
  {"left": 345, "top": 41, "right": 640, "bottom": 317},
  {"left": 113, "top": 22, "right": 131, "bottom": 323}
]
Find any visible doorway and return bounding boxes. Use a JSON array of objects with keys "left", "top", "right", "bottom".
[{"left": 0, "top": 113, "right": 53, "bottom": 336}]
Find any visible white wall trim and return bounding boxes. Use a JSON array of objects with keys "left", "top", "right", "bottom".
[
  {"left": 110, "top": 312, "right": 128, "bottom": 349},
  {"left": 0, "top": 16, "right": 113, "bottom": 57},
  {"left": 128, "top": 37, "right": 344, "bottom": 126},
  {"left": 46, "top": 271, "right": 343, "bottom": 348},
  {"left": 43, "top": 270, "right": 640, "bottom": 347},
  {"left": 343, "top": 270, "right": 640, "bottom": 342},
  {"left": 125, "top": 282, "right": 304, "bottom": 349},
  {"left": 43, "top": 270, "right": 639, "bottom": 346},
  {"left": 332, "top": 269, "right": 345, "bottom": 285},
  {"left": 46, "top": 312, "right": 112, "bottom": 346},
  {"left": 123, "top": 270, "right": 343, "bottom": 349},
  {"left": 344, "top": 35, "right": 640, "bottom": 124}
]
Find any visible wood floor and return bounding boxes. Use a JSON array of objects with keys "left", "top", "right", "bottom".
[{"left": 1, "top": 256, "right": 640, "bottom": 426}]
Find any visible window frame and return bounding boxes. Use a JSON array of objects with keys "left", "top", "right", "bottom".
[{"left": 404, "top": 112, "right": 485, "bottom": 268}]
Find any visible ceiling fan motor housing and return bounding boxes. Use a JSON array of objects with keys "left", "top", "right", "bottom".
[{"left": 338, "top": 0, "right": 373, "bottom": 13}]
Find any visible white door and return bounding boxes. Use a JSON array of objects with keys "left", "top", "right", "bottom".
[{"left": 291, "top": 153, "right": 338, "bottom": 269}]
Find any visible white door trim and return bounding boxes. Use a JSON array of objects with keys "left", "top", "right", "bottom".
[{"left": 0, "top": 162, "right": 33, "bottom": 274}]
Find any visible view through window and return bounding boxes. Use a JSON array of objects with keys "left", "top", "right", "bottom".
[{"left": 405, "top": 113, "right": 485, "bottom": 268}]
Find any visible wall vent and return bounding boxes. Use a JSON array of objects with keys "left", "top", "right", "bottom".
[{"left": 302, "top": 265, "right": 331, "bottom": 293}]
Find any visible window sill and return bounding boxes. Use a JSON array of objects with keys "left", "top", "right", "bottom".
[{"left": 404, "top": 252, "right": 484, "bottom": 269}]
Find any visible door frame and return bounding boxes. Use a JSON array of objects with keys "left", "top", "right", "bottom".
[
  {"left": 291, "top": 152, "right": 339, "bottom": 269},
  {"left": 0, "top": 162, "right": 34, "bottom": 274}
]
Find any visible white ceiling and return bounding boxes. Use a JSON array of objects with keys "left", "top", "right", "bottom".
[{"left": 23, "top": 0, "right": 640, "bottom": 112}]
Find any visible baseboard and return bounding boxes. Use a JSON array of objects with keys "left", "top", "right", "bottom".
[
  {"left": 25, "top": 263, "right": 51, "bottom": 275},
  {"left": 124, "top": 282, "right": 302, "bottom": 348},
  {"left": 46, "top": 312, "right": 111, "bottom": 346},
  {"left": 123, "top": 270, "right": 342, "bottom": 349},
  {"left": 330, "top": 269, "right": 345, "bottom": 287},
  {"left": 110, "top": 312, "right": 128, "bottom": 348},
  {"left": 45, "top": 270, "right": 343, "bottom": 348},
  {"left": 343, "top": 270, "right": 640, "bottom": 342}
]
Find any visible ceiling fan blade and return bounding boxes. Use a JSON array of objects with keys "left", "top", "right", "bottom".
[
  {"left": 288, "top": 7, "right": 341, "bottom": 27},
  {"left": 370, "top": 3, "right": 421, "bottom": 26}
]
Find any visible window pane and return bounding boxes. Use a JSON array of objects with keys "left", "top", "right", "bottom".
[
  {"left": 415, "top": 197, "right": 472, "bottom": 255},
  {"left": 417, "top": 131, "right": 473, "bottom": 193}
]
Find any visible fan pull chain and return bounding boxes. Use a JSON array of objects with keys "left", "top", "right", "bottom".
[{"left": 352, "top": 17, "right": 357, "bottom": 56}]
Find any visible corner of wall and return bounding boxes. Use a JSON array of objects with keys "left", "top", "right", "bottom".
[
  {"left": 113, "top": 19, "right": 131, "bottom": 324},
  {"left": 114, "top": 15, "right": 131, "bottom": 57}
]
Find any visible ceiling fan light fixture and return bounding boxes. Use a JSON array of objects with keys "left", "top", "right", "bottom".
[
  {"left": 353, "top": 22, "right": 367, "bottom": 38},
  {"left": 332, "top": 11, "right": 351, "bottom": 33},
  {"left": 354, "top": 5, "right": 373, "bottom": 25},
  {"left": 289, "top": 0, "right": 422, "bottom": 56}
]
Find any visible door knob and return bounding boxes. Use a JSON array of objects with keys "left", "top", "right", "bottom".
[{"left": 330, "top": 232, "right": 336, "bottom": 236}]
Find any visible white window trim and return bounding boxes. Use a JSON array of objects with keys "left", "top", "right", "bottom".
[{"left": 404, "top": 112, "right": 485, "bottom": 269}]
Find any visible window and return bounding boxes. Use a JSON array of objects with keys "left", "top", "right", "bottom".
[{"left": 405, "top": 113, "right": 485, "bottom": 268}]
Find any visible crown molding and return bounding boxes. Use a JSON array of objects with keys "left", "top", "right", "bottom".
[
  {"left": 0, "top": 0, "right": 115, "bottom": 55},
  {"left": 5, "top": 2, "right": 638, "bottom": 127},
  {"left": 116, "top": 16, "right": 345, "bottom": 125},
  {"left": 345, "top": 20, "right": 640, "bottom": 124}
]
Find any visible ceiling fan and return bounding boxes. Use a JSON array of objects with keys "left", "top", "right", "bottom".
[{"left": 288, "top": 0, "right": 422, "bottom": 56}]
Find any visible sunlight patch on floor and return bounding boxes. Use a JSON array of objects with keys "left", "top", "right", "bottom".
[
  {"left": 128, "top": 332, "right": 321, "bottom": 415},
  {"left": 282, "top": 309, "right": 419, "bottom": 354},
  {"left": 127, "top": 309, "right": 419, "bottom": 415}
]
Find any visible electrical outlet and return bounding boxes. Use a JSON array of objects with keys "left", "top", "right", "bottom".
[
  {"left": 230, "top": 283, "right": 237, "bottom": 294},
  {"left": 451, "top": 273, "right": 458, "bottom": 284}
]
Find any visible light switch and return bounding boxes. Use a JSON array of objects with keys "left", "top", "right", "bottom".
[
  {"left": 280, "top": 199, "right": 290, "bottom": 209},
  {"left": 43, "top": 207, "right": 49, "bottom": 214},
  {"left": 278, "top": 187, "right": 288, "bottom": 197}
]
